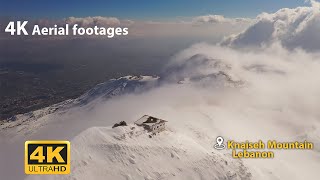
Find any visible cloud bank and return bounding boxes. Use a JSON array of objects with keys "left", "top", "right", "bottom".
[
  {"left": 89, "top": 43, "right": 320, "bottom": 179},
  {"left": 222, "top": 0, "right": 320, "bottom": 51},
  {"left": 29, "top": 42, "right": 319, "bottom": 179}
]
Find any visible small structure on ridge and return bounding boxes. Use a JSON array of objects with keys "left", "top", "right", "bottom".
[{"left": 134, "top": 115, "right": 167, "bottom": 133}]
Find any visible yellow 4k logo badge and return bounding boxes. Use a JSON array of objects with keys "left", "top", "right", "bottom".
[{"left": 25, "top": 140, "right": 70, "bottom": 174}]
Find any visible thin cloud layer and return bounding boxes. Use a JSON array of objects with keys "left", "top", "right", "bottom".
[
  {"left": 31, "top": 16, "right": 134, "bottom": 29},
  {"left": 65, "top": 16, "right": 134, "bottom": 27},
  {"left": 222, "top": 0, "right": 320, "bottom": 51},
  {"left": 192, "top": 15, "right": 252, "bottom": 25}
]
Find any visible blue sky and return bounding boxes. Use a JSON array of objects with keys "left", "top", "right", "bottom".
[{"left": 0, "top": 0, "right": 306, "bottom": 19}]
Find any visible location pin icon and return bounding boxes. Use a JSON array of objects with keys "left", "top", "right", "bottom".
[
  {"left": 214, "top": 136, "right": 225, "bottom": 150},
  {"left": 217, "top": 136, "right": 223, "bottom": 146}
]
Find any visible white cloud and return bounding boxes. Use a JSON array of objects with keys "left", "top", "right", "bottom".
[
  {"left": 222, "top": 0, "right": 320, "bottom": 51},
  {"left": 160, "top": 43, "right": 320, "bottom": 179},
  {"left": 192, "top": 15, "right": 252, "bottom": 25},
  {"left": 64, "top": 16, "right": 134, "bottom": 27}
]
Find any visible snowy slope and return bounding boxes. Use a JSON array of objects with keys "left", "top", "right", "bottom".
[
  {"left": 0, "top": 67, "right": 236, "bottom": 139},
  {"left": 0, "top": 75, "right": 159, "bottom": 139},
  {"left": 26, "top": 125, "right": 251, "bottom": 180},
  {"left": 0, "top": 75, "right": 160, "bottom": 180},
  {"left": 73, "top": 75, "right": 159, "bottom": 106}
]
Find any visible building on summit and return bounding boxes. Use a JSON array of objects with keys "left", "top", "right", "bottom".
[{"left": 134, "top": 115, "right": 167, "bottom": 134}]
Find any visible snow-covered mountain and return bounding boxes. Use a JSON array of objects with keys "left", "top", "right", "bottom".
[
  {"left": 74, "top": 75, "right": 160, "bottom": 106},
  {"left": 0, "top": 71, "right": 252, "bottom": 180},
  {"left": 0, "top": 76, "right": 159, "bottom": 137},
  {"left": 1, "top": 49, "right": 320, "bottom": 180},
  {"left": 0, "top": 56, "right": 238, "bottom": 137}
]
